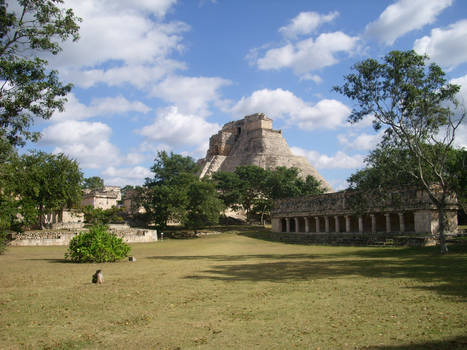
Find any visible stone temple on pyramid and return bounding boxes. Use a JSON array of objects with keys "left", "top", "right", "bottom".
[{"left": 197, "top": 113, "right": 333, "bottom": 192}]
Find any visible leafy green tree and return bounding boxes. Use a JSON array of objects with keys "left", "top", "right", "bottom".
[
  {"left": 82, "top": 176, "right": 104, "bottom": 191},
  {"left": 184, "top": 180, "right": 224, "bottom": 233},
  {"left": 143, "top": 151, "right": 199, "bottom": 229},
  {"left": 1, "top": 0, "right": 80, "bottom": 146},
  {"left": 234, "top": 165, "right": 268, "bottom": 218},
  {"left": 212, "top": 171, "right": 244, "bottom": 210},
  {"left": 334, "top": 50, "right": 465, "bottom": 253},
  {"left": 82, "top": 205, "right": 125, "bottom": 225},
  {"left": 18, "top": 151, "right": 83, "bottom": 228}
]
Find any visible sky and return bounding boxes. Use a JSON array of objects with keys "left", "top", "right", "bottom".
[{"left": 21, "top": 0, "right": 467, "bottom": 190}]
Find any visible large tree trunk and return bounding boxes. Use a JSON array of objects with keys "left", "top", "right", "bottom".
[{"left": 437, "top": 205, "right": 449, "bottom": 254}]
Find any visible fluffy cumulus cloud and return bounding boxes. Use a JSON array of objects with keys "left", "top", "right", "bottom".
[
  {"left": 139, "top": 106, "right": 220, "bottom": 155},
  {"left": 279, "top": 11, "right": 338, "bottom": 38},
  {"left": 48, "top": 0, "right": 187, "bottom": 88},
  {"left": 151, "top": 75, "right": 231, "bottom": 116},
  {"left": 365, "top": 0, "right": 452, "bottom": 45},
  {"left": 337, "top": 130, "right": 384, "bottom": 151},
  {"left": 40, "top": 120, "right": 120, "bottom": 169},
  {"left": 291, "top": 147, "right": 365, "bottom": 169},
  {"left": 102, "top": 166, "right": 152, "bottom": 186},
  {"left": 255, "top": 31, "right": 358, "bottom": 77},
  {"left": 51, "top": 94, "right": 150, "bottom": 121},
  {"left": 451, "top": 74, "right": 467, "bottom": 107},
  {"left": 230, "top": 88, "right": 350, "bottom": 130},
  {"left": 414, "top": 20, "right": 467, "bottom": 69}
]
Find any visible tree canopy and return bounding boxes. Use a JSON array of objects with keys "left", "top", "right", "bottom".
[
  {"left": 334, "top": 50, "right": 465, "bottom": 253},
  {"left": 1, "top": 0, "right": 80, "bottom": 146},
  {"left": 82, "top": 176, "right": 104, "bottom": 191}
]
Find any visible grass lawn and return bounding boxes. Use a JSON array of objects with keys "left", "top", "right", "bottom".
[{"left": 1, "top": 227, "right": 466, "bottom": 350}]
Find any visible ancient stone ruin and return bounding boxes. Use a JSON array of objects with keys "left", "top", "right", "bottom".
[
  {"left": 270, "top": 188, "right": 459, "bottom": 246},
  {"left": 198, "top": 113, "right": 333, "bottom": 192}
]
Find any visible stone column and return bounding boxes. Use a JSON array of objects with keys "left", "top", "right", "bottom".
[
  {"left": 294, "top": 217, "right": 299, "bottom": 233},
  {"left": 315, "top": 217, "right": 320, "bottom": 233},
  {"left": 358, "top": 216, "right": 364, "bottom": 233},
  {"left": 370, "top": 214, "right": 376, "bottom": 233},
  {"left": 285, "top": 218, "right": 290, "bottom": 233},
  {"left": 385, "top": 213, "right": 391, "bottom": 233},
  {"left": 345, "top": 215, "right": 351, "bottom": 233},
  {"left": 398, "top": 213, "right": 405, "bottom": 233},
  {"left": 324, "top": 216, "right": 330, "bottom": 233},
  {"left": 304, "top": 217, "right": 310, "bottom": 233},
  {"left": 334, "top": 216, "right": 340, "bottom": 233}
]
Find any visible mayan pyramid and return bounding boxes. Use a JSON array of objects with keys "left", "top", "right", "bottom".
[{"left": 198, "top": 113, "right": 333, "bottom": 192}]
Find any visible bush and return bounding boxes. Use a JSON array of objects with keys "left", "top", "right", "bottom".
[{"left": 65, "top": 225, "right": 130, "bottom": 263}]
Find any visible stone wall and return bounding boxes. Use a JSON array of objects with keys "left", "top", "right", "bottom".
[{"left": 9, "top": 227, "right": 158, "bottom": 246}]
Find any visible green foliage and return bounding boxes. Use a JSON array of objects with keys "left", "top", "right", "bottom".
[
  {"left": 1, "top": 0, "right": 81, "bottom": 146},
  {"left": 65, "top": 225, "right": 130, "bottom": 263},
  {"left": 184, "top": 180, "right": 224, "bottom": 231},
  {"left": 18, "top": 151, "right": 83, "bottom": 227},
  {"left": 82, "top": 176, "right": 104, "bottom": 191},
  {"left": 82, "top": 206, "right": 125, "bottom": 225},
  {"left": 214, "top": 165, "right": 325, "bottom": 221},
  {"left": 335, "top": 50, "right": 465, "bottom": 253},
  {"left": 0, "top": 144, "right": 82, "bottom": 240},
  {"left": 143, "top": 151, "right": 199, "bottom": 229}
]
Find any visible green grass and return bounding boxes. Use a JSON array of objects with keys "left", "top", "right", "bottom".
[{"left": 1, "top": 228, "right": 466, "bottom": 350}]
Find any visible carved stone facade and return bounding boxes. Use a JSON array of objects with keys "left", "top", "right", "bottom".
[
  {"left": 81, "top": 186, "right": 122, "bottom": 210},
  {"left": 271, "top": 188, "right": 458, "bottom": 235},
  {"left": 198, "top": 113, "right": 333, "bottom": 192}
]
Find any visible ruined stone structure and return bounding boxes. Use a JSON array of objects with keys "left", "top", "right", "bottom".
[
  {"left": 81, "top": 186, "right": 122, "bottom": 210},
  {"left": 271, "top": 188, "right": 458, "bottom": 236},
  {"left": 198, "top": 113, "right": 333, "bottom": 192}
]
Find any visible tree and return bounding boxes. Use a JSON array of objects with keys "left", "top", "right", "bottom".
[
  {"left": 212, "top": 171, "right": 244, "bottom": 210},
  {"left": 334, "top": 50, "right": 465, "bottom": 253},
  {"left": 82, "top": 176, "right": 104, "bottom": 191},
  {"left": 213, "top": 165, "right": 325, "bottom": 223},
  {"left": 1, "top": 0, "right": 80, "bottom": 146},
  {"left": 143, "top": 151, "right": 199, "bottom": 229},
  {"left": 18, "top": 151, "right": 83, "bottom": 228},
  {"left": 184, "top": 180, "right": 224, "bottom": 234}
]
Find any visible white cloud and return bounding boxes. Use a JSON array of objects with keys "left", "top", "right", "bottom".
[
  {"left": 40, "top": 120, "right": 120, "bottom": 169},
  {"left": 291, "top": 147, "right": 365, "bottom": 169},
  {"left": 64, "top": 60, "right": 186, "bottom": 89},
  {"left": 365, "top": 0, "right": 452, "bottom": 45},
  {"left": 52, "top": 1, "right": 188, "bottom": 68},
  {"left": 451, "top": 74, "right": 467, "bottom": 108},
  {"left": 51, "top": 94, "right": 150, "bottom": 121},
  {"left": 139, "top": 106, "right": 220, "bottom": 155},
  {"left": 150, "top": 75, "right": 231, "bottom": 116},
  {"left": 256, "top": 31, "right": 358, "bottom": 76},
  {"left": 414, "top": 20, "right": 467, "bottom": 69},
  {"left": 338, "top": 130, "right": 384, "bottom": 151},
  {"left": 454, "top": 123, "right": 467, "bottom": 149},
  {"left": 102, "top": 166, "right": 152, "bottom": 186},
  {"left": 230, "top": 88, "right": 350, "bottom": 130},
  {"left": 279, "top": 11, "right": 338, "bottom": 38}
]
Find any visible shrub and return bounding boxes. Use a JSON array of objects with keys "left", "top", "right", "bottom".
[
  {"left": 65, "top": 225, "right": 130, "bottom": 263},
  {"left": 82, "top": 206, "right": 126, "bottom": 225}
]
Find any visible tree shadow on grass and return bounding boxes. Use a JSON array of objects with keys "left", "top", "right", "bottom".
[
  {"left": 25, "top": 258, "right": 70, "bottom": 263},
  {"left": 151, "top": 245, "right": 467, "bottom": 299},
  {"left": 361, "top": 335, "right": 467, "bottom": 349}
]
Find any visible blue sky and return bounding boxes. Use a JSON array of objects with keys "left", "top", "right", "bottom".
[{"left": 25, "top": 0, "right": 467, "bottom": 190}]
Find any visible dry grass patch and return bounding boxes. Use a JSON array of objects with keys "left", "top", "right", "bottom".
[{"left": 1, "top": 229, "right": 466, "bottom": 349}]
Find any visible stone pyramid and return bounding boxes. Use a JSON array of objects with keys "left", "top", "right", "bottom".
[{"left": 198, "top": 113, "right": 333, "bottom": 192}]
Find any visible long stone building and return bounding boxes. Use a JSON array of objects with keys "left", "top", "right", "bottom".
[
  {"left": 271, "top": 188, "right": 458, "bottom": 235},
  {"left": 198, "top": 113, "right": 333, "bottom": 192}
]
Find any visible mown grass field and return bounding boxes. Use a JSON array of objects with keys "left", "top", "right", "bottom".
[{"left": 1, "top": 227, "right": 466, "bottom": 350}]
